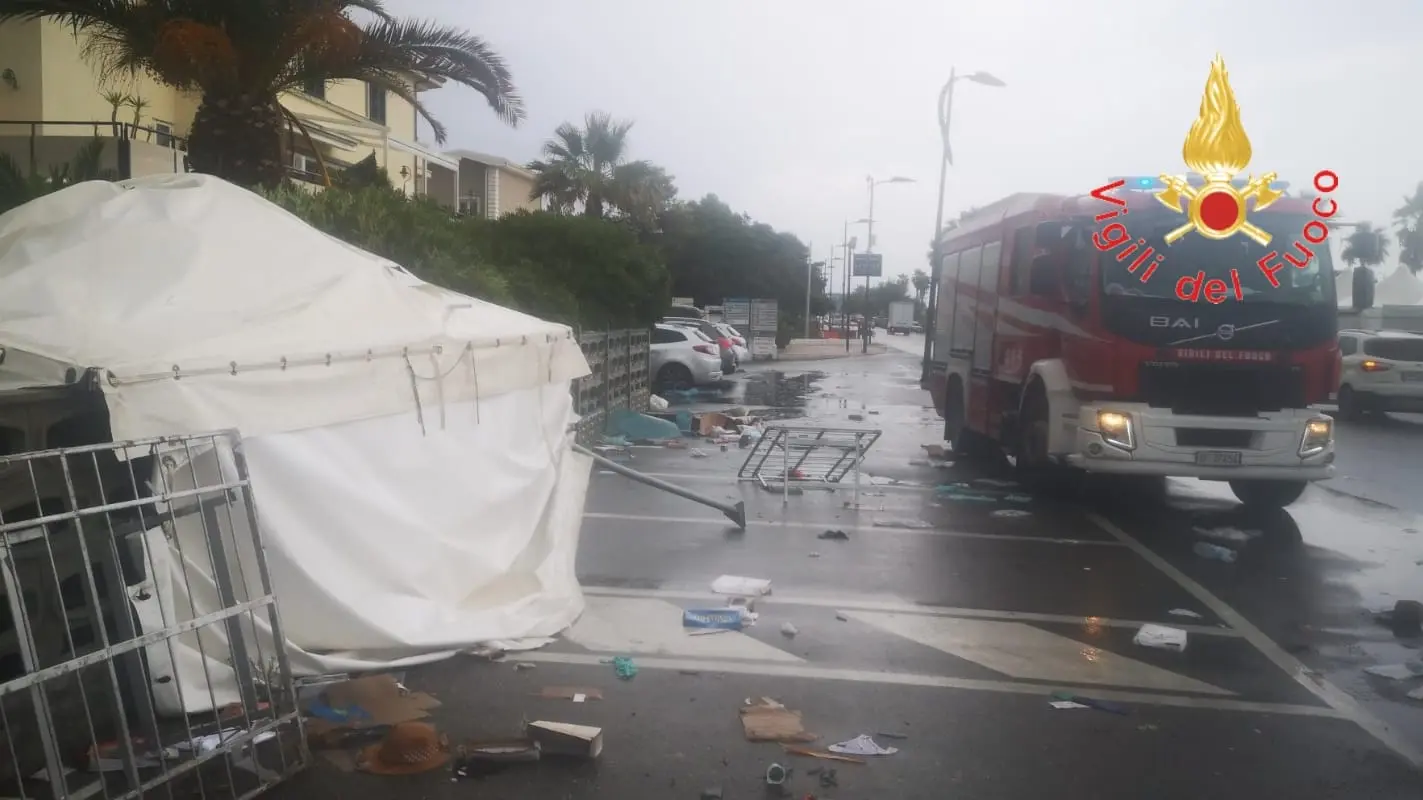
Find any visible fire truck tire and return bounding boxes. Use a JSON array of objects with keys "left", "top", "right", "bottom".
[
  {"left": 1228, "top": 479, "right": 1308, "bottom": 509},
  {"left": 1013, "top": 380, "right": 1060, "bottom": 489}
]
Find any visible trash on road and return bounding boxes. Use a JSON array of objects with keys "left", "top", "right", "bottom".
[
  {"left": 873, "top": 518, "right": 935, "bottom": 529},
  {"left": 1193, "top": 541, "right": 1239, "bottom": 563},
  {"left": 1051, "top": 691, "right": 1129, "bottom": 715},
  {"left": 525, "top": 720, "right": 604, "bottom": 759},
  {"left": 649, "top": 394, "right": 669, "bottom": 411},
  {"left": 1134, "top": 624, "right": 1189, "bottom": 652},
  {"left": 1168, "top": 608, "right": 1204, "bottom": 619},
  {"left": 827, "top": 734, "right": 899, "bottom": 756},
  {"left": 690, "top": 448, "right": 710, "bottom": 458},
  {"left": 920, "top": 444, "right": 950, "bottom": 460},
  {"left": 538, "top": 686, "right": 603, "bottom": 702},
  {"left": 700, "top": 787, "right": 724, "bottom": 800},
  {"left": 1363, "top": 661, "right": 1423, "bottom": 681},
  {"left": 1191, "top": 525, "right": 1260, "bottom": 545},
  {"left": 780, "top": 622, "right": 799, "bottom": 638},
  {"left": 1050, "top": 700, "right": 1091, "bottom": 710},
  {"left": 784, "top": 746, "right": 865, "bottom": 765},
  {"left": 513, "top": 662, "right": 536, "bottom": 671},
  {"left": 835, "top": 612, "right": 849, "bottom": 622},
  {"left": 303, "top": 673, "right": 440, "bottom": 751},
  {"left": 611, "top": 656, "right": 638, "bottom": 680},
  {"left": 818, "top": 529, "right": 850, "bottom": 540},
  {"left": 357, "top": 721, "right": 450, "bottom": 775},
  {"left": 684, "top": 608, "right": 746, "bottom": 631},
  {"left": 455, "top": 738, "right": 541, "bottom": 765},
  {"left": 764, "top": 762, "right": 789, "bottom": 785},
  {"left": 991, "top": 509, "right": 1032, "bottom": 518},
  {"left": 739, "top": 697, "right": 817, "bottom": 743},
  {"left": 1408, "top": 686, "right": 1423, "bottom": 701},
  {"left": 848, "top": 413, "right": 864, "bottom": 421},
  {"left": 712, "top": 574, "right": 773, "bottom": 596},
  {"left": 607, "top": 409, "right": 681, "bottom": 443}
]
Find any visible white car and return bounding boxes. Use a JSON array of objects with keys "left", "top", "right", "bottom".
[
  {"left": 1336, "top": 329, "right": 1423, "bottom": 419},
  {"left": 713, "top": 323, "right": 752, "bottom": 365}
]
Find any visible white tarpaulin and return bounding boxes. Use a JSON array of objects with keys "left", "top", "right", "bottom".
[{"left": 0, "top": 175, "right": 593, "bottom": 713}]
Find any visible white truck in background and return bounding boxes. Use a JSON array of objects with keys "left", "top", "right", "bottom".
[{"left": 887, "top": 301, "right": 915, "bottom": 335}]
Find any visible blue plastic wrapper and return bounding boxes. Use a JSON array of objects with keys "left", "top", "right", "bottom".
[{"left": 682, "top": 608, "right": 745, "bottom": 630}]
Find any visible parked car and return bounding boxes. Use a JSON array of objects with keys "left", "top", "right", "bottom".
[
  {"left": 662, "top": 317, "right": 738, "bottom": 374},
  {"left": 651, "top": 323, "right": 724, "bottom": 389},
  {"left": 713, "top": 323, "right": 752, "bottom": 365},
  {"left": 910, "top": 322, "right": 924, "bottom": 335},
  {"left": 668, "top": 304, "right": 705, "bottom": 320},
  {"left": 1336, "top": 328, "right": 1423, "bottom": 419}
]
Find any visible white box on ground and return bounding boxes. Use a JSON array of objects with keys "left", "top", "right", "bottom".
[
  {"left": 525, "top": 721, "right": 604, "bottom": 758},
  {"left": 1133, "top": 624, "right": 1189, "bottom": 652}
]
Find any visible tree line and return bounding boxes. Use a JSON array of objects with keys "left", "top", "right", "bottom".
[{"left": 1341, "top": 184, "right": 1423, "bottom": 277}]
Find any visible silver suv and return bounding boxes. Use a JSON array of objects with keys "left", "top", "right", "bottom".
[{"left": 650, "top": 324, "right": 723, "bottom": 389}]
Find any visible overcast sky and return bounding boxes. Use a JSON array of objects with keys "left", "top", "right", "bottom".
[{"left": 402, "top": 0, "right": 1421, "bottom": 286}]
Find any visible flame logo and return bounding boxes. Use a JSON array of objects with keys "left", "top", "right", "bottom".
[{"left": 1181, "top": 55, "right": 1252, "bottom": 178}]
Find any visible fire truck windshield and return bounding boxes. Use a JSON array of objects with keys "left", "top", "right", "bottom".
[{"left": 1099, "top": 214, "right": 1334, "bottom": 306}]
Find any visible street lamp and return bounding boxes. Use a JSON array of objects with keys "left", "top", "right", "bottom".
[
  {"left": 843, "top": 220, "right": 870, "bottom": 351},
  {"left": 862, "top": 177, "right": 914, "bottom": 352},
  {"left": 921, "top": 67, "right": 1005, "bottom": 383}
]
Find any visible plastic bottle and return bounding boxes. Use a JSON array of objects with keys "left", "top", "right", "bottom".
[{"left": 1193, "top": 541, "right": 1238, "bottom": 563}]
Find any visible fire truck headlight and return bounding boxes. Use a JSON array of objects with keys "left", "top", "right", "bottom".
[
  {"left": 1299, "top": 418, "right": 1333, "bottom": 457},
  {"left": 1096, "top": 411, "right": 1134, "bottom": 451}
]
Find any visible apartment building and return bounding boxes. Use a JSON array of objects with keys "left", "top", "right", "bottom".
[{"left": 0, "top": 18, "right": 458, "bottom": 206}]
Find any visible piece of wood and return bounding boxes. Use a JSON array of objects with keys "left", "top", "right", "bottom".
[
  {"left": 537, "top": 686, "right": 604, "bottom": 701},
  {"left": 781, "top": 745, "right": 866, "bottom": 765}
]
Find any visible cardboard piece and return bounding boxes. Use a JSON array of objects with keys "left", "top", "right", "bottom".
[
  {"left": 698, "top": 412, "right": 735, "bottom": 437},
  {"left": 319, "top": 674, "right": 440, "bottom": 728},
  {"left": 538, "top": 686, "right": 605, "bottom": 701},
  {"left": 525, "top": 721, "right": 604, "bottom": 758},
  {"left": 739, "top": 698, "right": 817, "bottom": 744}
]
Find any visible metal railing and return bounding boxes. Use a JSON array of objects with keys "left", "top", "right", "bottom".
[
  {"left": 572, "top": 329, "right": 650, "bottom": 445},
  {"left": 0, "top": 430, "right": 307, "bottom": 799}
]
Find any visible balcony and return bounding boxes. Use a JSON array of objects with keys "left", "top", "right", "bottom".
[{"left": 0, "top": 120, "right": 188, "bottom": 180}]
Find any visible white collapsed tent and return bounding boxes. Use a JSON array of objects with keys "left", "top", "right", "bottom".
[{"left": 0, "top": 174, "right": 592, "bottom": 713}]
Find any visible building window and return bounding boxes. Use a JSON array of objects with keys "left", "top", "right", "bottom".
[
  {"left": 153, "top": 121, "right": 173, "bottom": 148},
  {"left": 303, "top": 78, "right": 325, "bottom": 100},
  {"left": 367, "top": 83, "right": 387, "bottom": 125}
]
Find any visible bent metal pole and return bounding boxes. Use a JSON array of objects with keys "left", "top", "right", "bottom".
[{"left": 572, "top": 443, "right": 748, "bottom": 530}]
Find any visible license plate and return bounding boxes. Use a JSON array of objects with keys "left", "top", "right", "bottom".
[
  {"left": 1195, "top": 451, "right": 1242, "bottom": 466},
  {"left": 1402, "top": 372, "right": 1423, "bottom": 382}
]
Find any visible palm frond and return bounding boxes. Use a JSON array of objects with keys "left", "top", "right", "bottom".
[{"left": 583, "top": 110, "right": 632, "bottom": 170}]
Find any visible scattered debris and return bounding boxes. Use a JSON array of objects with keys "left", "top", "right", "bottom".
[
  {"left": 608, "top": 409, "right": 682, "bottom": 442},
  {"left": 357, "top": 721, "right": 450, "bottom": 775},
  {"left": 649, "top": 394, "right": 670, "bottom": 411},
  {"left": 1134, "top": 624, "right": 1189, "bottom": 652},
  {"left": 764, "top": 762, "right": 789, "bottom": 785},
  {"left": 1050, "top": 691, "right": 1128, "bottom": 715},
  {"left": 784, "top": 746, "right": 864, "bottom": 765},
  {"left": 759, "top": 481, "right": 805, "bottom": 496},
  {"left": 809, "top": 551, "right": 821, "bottom": 558},
  {"left": 698, "top": 412, "right": 737, "bottom": 437},
  {"left": 780, "top": 622, "right": 799, "bottom": 638},
  {"left": 688, "top": 628, "right": 732, "bottom": 637},
  {"left": 873, "top": 518, "right": 934, "bottom": 529},
  {"left": 690, "top": 448, "right": 710, "bottom": 458},
  {"left": 848, "top": 413, "right": 864, "bottom": 421},
  {"left": 835, "top": 612, "right": 849, "bottom": 622},
  {"left": 303, "top": 673, "right": 441, "bottom": 753},
  {"left": 514, "top": 662, "right": 536, "bottom": 671},
  {"left": 525, "top": 720, "right": 604, "bottom": 758},
  {"left": 1191, "top": 525, "right": 1259, "bottom": 545},
  {"left": 818, "top": 529, "right": 850, "bottom": 541},
  {"left": 611, "top": 656, "right": 638, "bottom": 680},
  {"left": 1050, "top": 700, "right": 1091, "bottom": 710},
  {"left": 1168, "top": 608, "right": 1204, "bottom": 619},
  {"left": 1363, "top": 661, "right": 1423, "bottom": 681},
  {"left": 920, "top": 444, "right": 950, "bottom": 460},
  {"left": 538, "top": 687, "right": 603, "bottom": 702},
  {"left": 712, "top": 575, "right": 773, "bottom": 596},
  {"left": 684, "top": 608, "right": 747, "bottom": 631},
  {"left": 700, "top": 787, "right": 724, "bottom": 800},
  {"left": 991, "top": 509, "right": 1032, "bottom": 518},
  {"left": 739, "top": 697, "right": 817, "bottom": 743},
  {"left": 456, "top": 738, "right": 541, "bottom": 765},
  {"left": 827, "top": 734, "right": 899, "bottom": 756},
  {"left": 1192, "top": 541, "right": 1238, "bottom": 563}
]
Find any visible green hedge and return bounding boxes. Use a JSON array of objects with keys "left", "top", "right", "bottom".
[{"left": 264, "top": 185, "right": 669, "bottom": 329}]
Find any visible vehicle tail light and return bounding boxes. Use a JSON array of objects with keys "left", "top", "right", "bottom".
[
  {"left": 718, "top": 337, "right": 732, "bottom": 350},
  {"left": 693, "top": 344, "right": 717, "bottom": 356},
  {"left": 1361, "top": 359, "right": 1392, "bottom": 372}
]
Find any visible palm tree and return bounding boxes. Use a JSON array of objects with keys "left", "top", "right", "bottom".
[
  {"left": 0, "top": 0, "right": 525, "bottom": 190},
  {"left": 1341, "top": 222, "right": 1389, "bottom": 271},
  {"left": 528, "top": 111, "right": 676, "bottom": 226},
  {"left": 911, "top": 268, "right": 930, "bottom": 305},
  {"left": 1394, "top": 182, "right": 1423, "bottom": 275}
]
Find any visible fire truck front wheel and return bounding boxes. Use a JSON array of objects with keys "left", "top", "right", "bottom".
[{"left": 1228, "top": 479, "right": 1308, "bottom": 509}]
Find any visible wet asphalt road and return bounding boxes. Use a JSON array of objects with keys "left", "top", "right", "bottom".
[{"left": 276, "top": 338, "right": 1423, "bottom": 800}]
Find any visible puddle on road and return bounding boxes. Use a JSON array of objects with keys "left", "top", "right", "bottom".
[{"left": 663, "top": 370, "right": 828, "bottom": 420}]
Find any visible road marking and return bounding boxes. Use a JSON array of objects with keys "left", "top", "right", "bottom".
[
  {"left": 580, "top": 586, "right": 1242, "bottom": 638},
  {"left": 581, "top": 512, "right": 1123, "bottom": 547},
  {"left": 563, "top": 596, "right": 802, "bottom": 663},
  {"left": 844, "top": 611, "right": 1230, "bottom": 695},
  {"left": 1088, "top": 512, "right": 1423, "bottom": 769},
  {"left": 515, "top": 652, "right": 1340, "bottom": 718}
]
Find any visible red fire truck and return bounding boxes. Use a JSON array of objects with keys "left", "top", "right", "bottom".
[{"left": 925, "top": 177, "right": 1339, "bottom": 508}]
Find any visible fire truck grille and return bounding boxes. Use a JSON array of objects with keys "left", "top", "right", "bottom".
[{"left": 1138, "top": 363, "right": 1306, "bottom": 416}]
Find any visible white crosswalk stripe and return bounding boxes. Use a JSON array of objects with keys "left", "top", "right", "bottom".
[{"left": 842, "top": 610, "right": 1230, "bottom": 695}]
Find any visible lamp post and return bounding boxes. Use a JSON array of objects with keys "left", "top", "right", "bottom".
[
  {"left": 921, "top": 67, "right": 1005, "bottom": 382},
  {"left": 864, "top": 177, "right": 914, "bottom": 353}
]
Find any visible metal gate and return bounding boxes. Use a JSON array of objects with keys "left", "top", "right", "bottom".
[{"left": 0, "top": 430, "right": 306, "bottom": 799}]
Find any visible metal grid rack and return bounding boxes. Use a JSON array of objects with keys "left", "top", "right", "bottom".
[
  {"left": 571, "top": 328, "right": 650, "bottom": 446},
  {"left": 737, "top": 426, "right": 883, "bottom": 484},
  {"left": 0, "top": 430, "right": 307, "bottom": 800}
]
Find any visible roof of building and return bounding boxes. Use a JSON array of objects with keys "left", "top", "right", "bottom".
[{"left": 445, "top": 149, "right": 536, "bottom": 180}]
